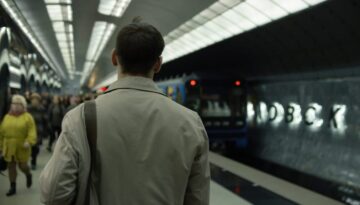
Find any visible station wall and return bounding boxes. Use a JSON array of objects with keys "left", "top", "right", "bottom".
[{"left": 247, "top": 74, "right": 360, "bottom": 188}]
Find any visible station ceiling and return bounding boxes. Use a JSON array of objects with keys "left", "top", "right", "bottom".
[
  {"left": 10, "top": 0, "right": 216, "bottom": 87},
  {"left": 4, "top": 0, "right": 359, "bottom": 90}
]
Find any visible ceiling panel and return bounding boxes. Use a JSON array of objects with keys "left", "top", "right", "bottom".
[{"left": 11, "top": 0, "right": 217, "bottom": 87}]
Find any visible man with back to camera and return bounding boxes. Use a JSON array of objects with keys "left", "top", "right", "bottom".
[{"left": 39, "top": 18, "right": 210, "bottom": 205}]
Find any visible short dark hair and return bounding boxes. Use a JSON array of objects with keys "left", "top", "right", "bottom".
[{"left": 115, "top": 17, "right": 165, "bottom": 74}]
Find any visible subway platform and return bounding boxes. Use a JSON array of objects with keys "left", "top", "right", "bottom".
[
  {"left": 0, "top": 145, "right": 250, "bottom": 205},
  {"left": 0, "top": 144, "right": 342, "bottom": 205}
]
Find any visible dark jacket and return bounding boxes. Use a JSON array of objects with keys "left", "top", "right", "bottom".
[
  {"left": 48, "top": 104, "right": 65, "bottom": 128},
  {"left": 27, "top": 105, "right": 47, "bottom": 144}
]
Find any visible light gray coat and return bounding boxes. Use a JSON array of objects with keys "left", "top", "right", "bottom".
[{"left": 39, "top": 76, "right": 210, "bottom": 205}]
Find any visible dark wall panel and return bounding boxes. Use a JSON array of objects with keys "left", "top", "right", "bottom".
[{"left": 247, "top": 75, "right": 360, "bottom": 188}]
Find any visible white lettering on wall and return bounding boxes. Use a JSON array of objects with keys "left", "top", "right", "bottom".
[
  {"left": 268, "top": 102, "right": 284, "bottom": 127},
  {"left": 257, "top": 102, "right": 268, "bottom": 124},
  {"left": 247, "top": 101, "right": 347, "bottom": 134},
  {"left": 305, "top": 103, "right": 324, "bottom": 131},
  {"left": 330, "top": 104, "right": 347, "bottom": 135},
  {"left": 247, "top": 102, "right": 255, "bottom": 122},
  {"left": 288, "top": 103, "right": 302, "bottom": 129}
]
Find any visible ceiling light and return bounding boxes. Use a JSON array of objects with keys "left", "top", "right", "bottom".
[
  {"left": 53, "top": 21, "right": 65, "bottom": 30},
  {"left": 98, "top": 0, "right": 132, "bottom": 17},
  {"left": 46, "top": 5, "right": 72, "bottom": 21},
  {"left": 246, "top": 0, "right": 288, "bottom": 20},
  {"left": 193, "top": 14, "right": 209, "bottom": 25},
  {"left": 219, "top": 0, "right": 243, "bottom": 7},
  {"left": 199, "top": 9, "right": 218, "bottom": 19},
  {"left": 47, "top": 5, "right": 72, "bottom": 21},
  {"left": 45, "top": 0, "right": 71, "bottom": 4},
  {"left": 56, "top": 33, "right": 67, "bottom": 41},
  {"left": 232, "top": 2, "right": 271, "bottom": 26},
  {"left": 209, "top": 2, "right": 228, "bottom": 13},
  {"left": 81, "top": 22, "right": 116, "bottom": 85},
  {"left": 45, "top": 0, "right": 75, "bottom": 78},
  {"left": 272, "top": 0, "right": 309, "bottom": 13},
  {"left": 162, "top": 0, "right": 327, "bottom": 63},
  {"left": 67, "top": 24, "right": 73, "bottom": 32},
  {"left": 211, "top": 15, "right": 239, "bottom": 35},
  {"left": 204, "top": 20, "right": 232, "bottom": 39},
  {"left": 303, "top": 0, "right": 327, "bottom": 6},
  {"left": 46, "top": 4, "right": 62, "bottom": 13}
]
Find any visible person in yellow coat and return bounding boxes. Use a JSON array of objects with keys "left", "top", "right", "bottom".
[{"left": 0, "top": 94, "right": 37, "bottom": 196}]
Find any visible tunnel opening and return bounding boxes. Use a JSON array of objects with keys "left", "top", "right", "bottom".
[
  {"left": 20, "top": 75, "right": 27, "bottom": 94},
  {"left": 0, "top": 64, "right": 10, "bottom": 120},
  {"left": 36, "top": 81, "right": 41, "bottom": 93},
  {"left": 42, "top": 81, "right": 49, "bottom": 93},
  {"left": 28, "top": 75, "right": 36, "bottom": 93}
]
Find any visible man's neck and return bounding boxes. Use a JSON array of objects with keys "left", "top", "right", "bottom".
[{"left": 118, "top": 72, "right": 154, "bottom": 80}]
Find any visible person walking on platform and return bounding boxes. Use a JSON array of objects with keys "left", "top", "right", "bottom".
[
  {"left": 47, "top": 95, "right": 64, "bottom": 152},
  {"left": 40, "top": 18, "right": 210, "bottom": 205},
  {"left": 27, "top": 93, "right": 46, "bottom": 170},
  {"left": 0, "top": 95, "right": 36, "bottom": 196},
  {"left": 41, "top": 92, "right": 51, "bottom": 139},
  {"left": 66, "top": 95, "right": 80, "bottom": 113}
]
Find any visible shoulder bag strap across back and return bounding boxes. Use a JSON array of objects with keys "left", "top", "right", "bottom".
[{"left": 84, "top": 100, "right": 97, "bottom": 205}]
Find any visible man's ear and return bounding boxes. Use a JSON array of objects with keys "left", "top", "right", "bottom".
[
  {"left": 112, "top": 49, "right": 118, "bottom": 66},
  {"left": 154, "top": 57, "right": 162, "bottom": 73}
]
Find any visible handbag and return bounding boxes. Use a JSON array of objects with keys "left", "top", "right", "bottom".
[
  {"left": 0, "top": 155, "right": 7, "bottom": 172},
  {"left": 84, "top": 100, "right": 98, "bottom": 204}
]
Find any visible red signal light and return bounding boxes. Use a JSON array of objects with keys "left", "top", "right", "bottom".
[
  {"left": 235, "top": 80, "right": 241, "bottom": 86},
  {"left": 235, "top": 185, "right": 241, "bottom": 194},
  {"left": 100, "top": 87, "right": 108, "bottom": 92},
  {"left": 190, "top": 80, "right": 197, "bottom": 87}
]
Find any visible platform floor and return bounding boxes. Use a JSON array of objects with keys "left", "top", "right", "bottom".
[{"left": 0, "top": 146, "right": 251, "bottom": 205}]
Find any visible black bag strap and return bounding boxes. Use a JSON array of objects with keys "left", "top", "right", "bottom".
[{"left": 84, "top": 100, "right": 97, "bottom": 205}]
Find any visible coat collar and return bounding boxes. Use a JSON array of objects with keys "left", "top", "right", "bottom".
[{"left": 106, "top": 76, "right": 165, "bottom": 96}]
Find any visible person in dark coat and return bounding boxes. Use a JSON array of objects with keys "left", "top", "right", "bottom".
[
  {"left": 27, "top": 93, "right": 47, "bottom": 169},
  {"left": 47, "top": 95, "right": 65, "bottom": 152},
  {"left": 66, "top": 95, "right": 80, "bottom": 113},
  {"left": 41, "top": 93, "right": 51, "bottom": 139}
]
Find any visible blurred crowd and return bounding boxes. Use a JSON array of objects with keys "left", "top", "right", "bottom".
[
  {"left": 0, "top": 91, "right": 96, "bottom": 196},
  {"left": 5, "top": 91, "right": 96, "bottom": 164},
  {"left": 26, "top": 91, "right": 96, "bottom": 152}
]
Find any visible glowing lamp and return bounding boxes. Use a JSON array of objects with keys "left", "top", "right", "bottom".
[{"left": 190, "top": 80, "right": 197, "bottom": 87}]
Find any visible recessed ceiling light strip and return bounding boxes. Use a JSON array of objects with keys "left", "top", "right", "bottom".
[
  {"left": 80, "top": 22, "right": 116, "bottom": 85},
  {"left": 98, "top": 0, "right": 132, "bottom": 17},
  {"left": 162, "top": 0, "right": 327, "bottom": 63},
  {"left": 45, "top": 0, "right": 75, "bottom": 79},
  {"left": 79, "top": 0, "right": 132, "bottom": 86}
]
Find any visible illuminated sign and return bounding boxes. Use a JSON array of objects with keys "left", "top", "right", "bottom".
[{"left": 247, "top": 102, "right": 347, "bottom": 134}]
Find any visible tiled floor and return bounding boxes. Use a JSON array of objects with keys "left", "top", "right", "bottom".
[{"left": 0, "top": 146, "right": 251, "bottom": 205}]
